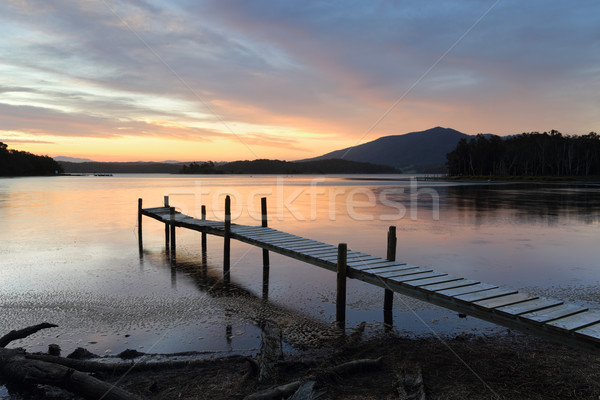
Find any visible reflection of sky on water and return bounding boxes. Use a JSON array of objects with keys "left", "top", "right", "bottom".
[{"left": 1, "top": 175, "right": 599, "bottom": 358}]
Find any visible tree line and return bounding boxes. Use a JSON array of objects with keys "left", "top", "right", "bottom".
[
  {"left": 179, "top": 158, "right": 399, "bottom": 174},
  {"left": 0, "top": 142, "right": 63, "bottom": 176},
  {"left": 446, "top": 131, "right": 600, "bottom": 176}
]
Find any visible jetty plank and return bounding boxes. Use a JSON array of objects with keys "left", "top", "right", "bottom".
[
  {"left": 282, "top": 243, "right": 334, "bottom": 252},
  {"left": 575, "top": 323, "right": 600, "bottom": 342},
  {"left": 298, "top": 248, "right": 342, "bottom": 256},
  {"left": 436, "top": 283, "right": 498, "bottom": 297},
  {"left": 378, "top": 267, "right": 430, "bottom": 278},
  {"left": 547, "top": 311, "right": 600, "bottom": 332},
  {"left": 519, "top": 304, "right": 588, "bottom": 324},
  {"left": 245, "top": 233, "right": 300, "bottom": 242},
  {"left": 454, "top": 288, "right": 519, "bottom": 303},
  {"left": 349, "top": 260, "right": 405, "bottom": 270},
  {"left": 390, "top": 271, "right": 448, "bottom": 283},
  {"left": 417, "top": 279, "right": 480, "bottom": 292},
  {"left": 405, "top": 275, "right": 463, "bottom": 287},
  {"left": 261, "top": 237, "right": 313, "bottom": 246},
  {"left": 320, "top": 255, "right": 381, "bottom": 264},
  {"left": 495, "top": 297, "right": 563, "bottom": 316},
  {"left": 473, "top": 292, "right": 539, "bottom": 309},
  {"left": 361, "top": 265, "right": 415, "bottom": 275}
]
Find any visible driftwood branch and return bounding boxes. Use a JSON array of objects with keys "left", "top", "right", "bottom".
[
  {"left": 243, "top": 357, "right": 383, "bottom": 400},
  {"left": 321, "top": 356, "right": 383, "bottom": 379},
  {"left": 396, "top": 364, "right": 426, "bottom": 400},
  {"left": 0, "top": 322, "right": 58, "bottom": 348},
  {"left": 288, "top": 380, "right": 326, "bottom": 400},
  {"left": 244, "top": 380, "right": 303, "bottom": 400},
  {"left": 26, "top": 353, "right": 249, "bottom": 374},
  {"left": 257, "top": 320, "right": 283, "bottom": 383}
]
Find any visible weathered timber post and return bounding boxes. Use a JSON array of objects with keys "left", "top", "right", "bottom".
[
  {"left": 336, "top": 243, "right": 348, "bottom": 330},
  {"left": 164, "top": 196, "right": 170, "bottom": 256},
  {"left": 261, "top": 197, "right": 270, "bottom": 300},
  {"left": 201, "top": 205, "right": 206, "bottom": 255},
  {"left": 201, "top": 205, "right": 207, "bottom": 267},
  {"left": 384, "top": 226, "right": 397, "bottom": 327},
  {"left": 137, "top": 198, "right": 143, "bottom": 257},
  {"left": 171, "top": 263, "right": 177, "bottom": 288},
  {"left": 170, "top": 206, "right": 176, "bottom": 264},
  {"left": 224, "top": 195, "right": 231, "bottom": 282}
]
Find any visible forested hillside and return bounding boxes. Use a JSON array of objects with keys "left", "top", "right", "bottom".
[
  {"left": 0, "top": 142, "right": 63, "bottom": 176},
  {"left": 180, "top": 158, "right": 399, "bottom": 174},
  {"left": 446, "top": 131, "right": 600, "bottom": 176}
]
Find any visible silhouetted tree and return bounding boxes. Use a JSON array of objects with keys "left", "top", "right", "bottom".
[
  {"left": 446, "top": 131, "right": 600, "bottom": 176},
  {"left": 0, "top": 142, "right": 63, "bottom": 176}
]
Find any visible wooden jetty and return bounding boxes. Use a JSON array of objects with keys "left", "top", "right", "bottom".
[{"left": 138, "top": 196, "right": 600, "bottom": 355}]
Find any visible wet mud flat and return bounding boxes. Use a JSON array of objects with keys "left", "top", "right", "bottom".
[
  {"left": 5, "top": 305, "right": 599, "bottom": 400},
  {"left": 113, "top": 330, "right": 600, "bottom": 400},
  {"left": 4, "top": 261, "right": 600, "bottom": 399}
]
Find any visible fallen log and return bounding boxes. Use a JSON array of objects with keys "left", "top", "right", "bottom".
[
  {"left": 26, "top": 352, "right": 249, "bottom": 374},
  {"left": 0, "top": 323, "right": 141, "bottom": 400},
  {"left": 0, "top": 348, "right": 141, "bottom": 400},
  {"left": 243, "top": 357, "right": 383, "bottom": 400},
  {"left": 0, "top": 322, "right": 58, "bottom": 348}
]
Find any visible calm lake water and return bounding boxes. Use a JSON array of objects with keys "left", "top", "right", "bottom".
[{"left": 1, "top": 174, "right": 599, "bottom": 358}]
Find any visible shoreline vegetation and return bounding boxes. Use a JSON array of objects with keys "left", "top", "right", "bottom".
[
  {"left": 0, "top": 142, "right": 63, "bottom": 177},
  {"left": 56, "top": 158, "right": 399, "bottom": 175},
  {"left": 446, "top": 131, "right": 600, "bottom": 177},
  {"left": 179, "top": 159, "right": 399, "bottom": 174},
  {"left": 444, "top": 175, "right": 600, "bottom": 182}
]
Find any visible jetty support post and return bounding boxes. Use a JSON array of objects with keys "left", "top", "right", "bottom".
[
  {"left": 201, "top": 205, "right": 207, "bottom": 267},
  {"left": 170, "top": 206, "right": 176, "bottom": 264},
  {"left": 137, "top": 198, "right": 143, "bottom": 257},
  {"left": 261, "top": 197, "right": 270, "bottom": 300},
  {"left": 224, "top": 195, "right": 231, "bottom": 283},
  {"left": 336, "top": 243, "right": 348, "bottom": 330},
  {"left": 164, "top": 196, "right": 170, "bottom": 257},
  {"left": 384, "top": 226, "right": 397, "bottom": 327}
]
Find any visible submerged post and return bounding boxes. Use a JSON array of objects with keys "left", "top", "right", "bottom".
[
  {"left": 261, "top": 197, "right": 270, "bottom": 300},
  {"left": 384, "top": 226, "right": 397, "bottom": 327},
  {"left": 137, "top": 198, "right": 143, "bottom": 257},
  {"left": 164, "top": 196, "right": 170, "bottom": 256},
  {"left": 224, "top": 195, "right": 231, "bottom": 281},
  {"left": 201, "top": 205, "right": 207, "bottom": 266},
  {"left": 336, "top": 243, "right": 347, "bottom": 330},
  {"left": 170, "top": 206, "right": 176, "bottom": 264}
]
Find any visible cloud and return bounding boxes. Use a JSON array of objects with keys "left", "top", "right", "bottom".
[
  {"left": 0, "top": 103, "right": 224, "bottom": 141},
  {"left": 0, "top": 0, "right": 598, "bottom": 162},
  {"left": 0, "top": 138, "right": 55, "bottom": 145}
]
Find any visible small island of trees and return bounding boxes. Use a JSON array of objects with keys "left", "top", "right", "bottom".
[
  {"left": 446, "top": 131, "right": 600, "bottom": 177},
  {"left": 0, "top": 142, "right": 63, "bottom": 176}
]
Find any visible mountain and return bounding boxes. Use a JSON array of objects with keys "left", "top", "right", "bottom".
[{"left": 302, "top": 127, "right": 470, "bottom": 173}]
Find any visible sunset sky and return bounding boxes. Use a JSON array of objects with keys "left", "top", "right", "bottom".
[{"left": 1, "top": 1, "right": 599, "bottom": 162}]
